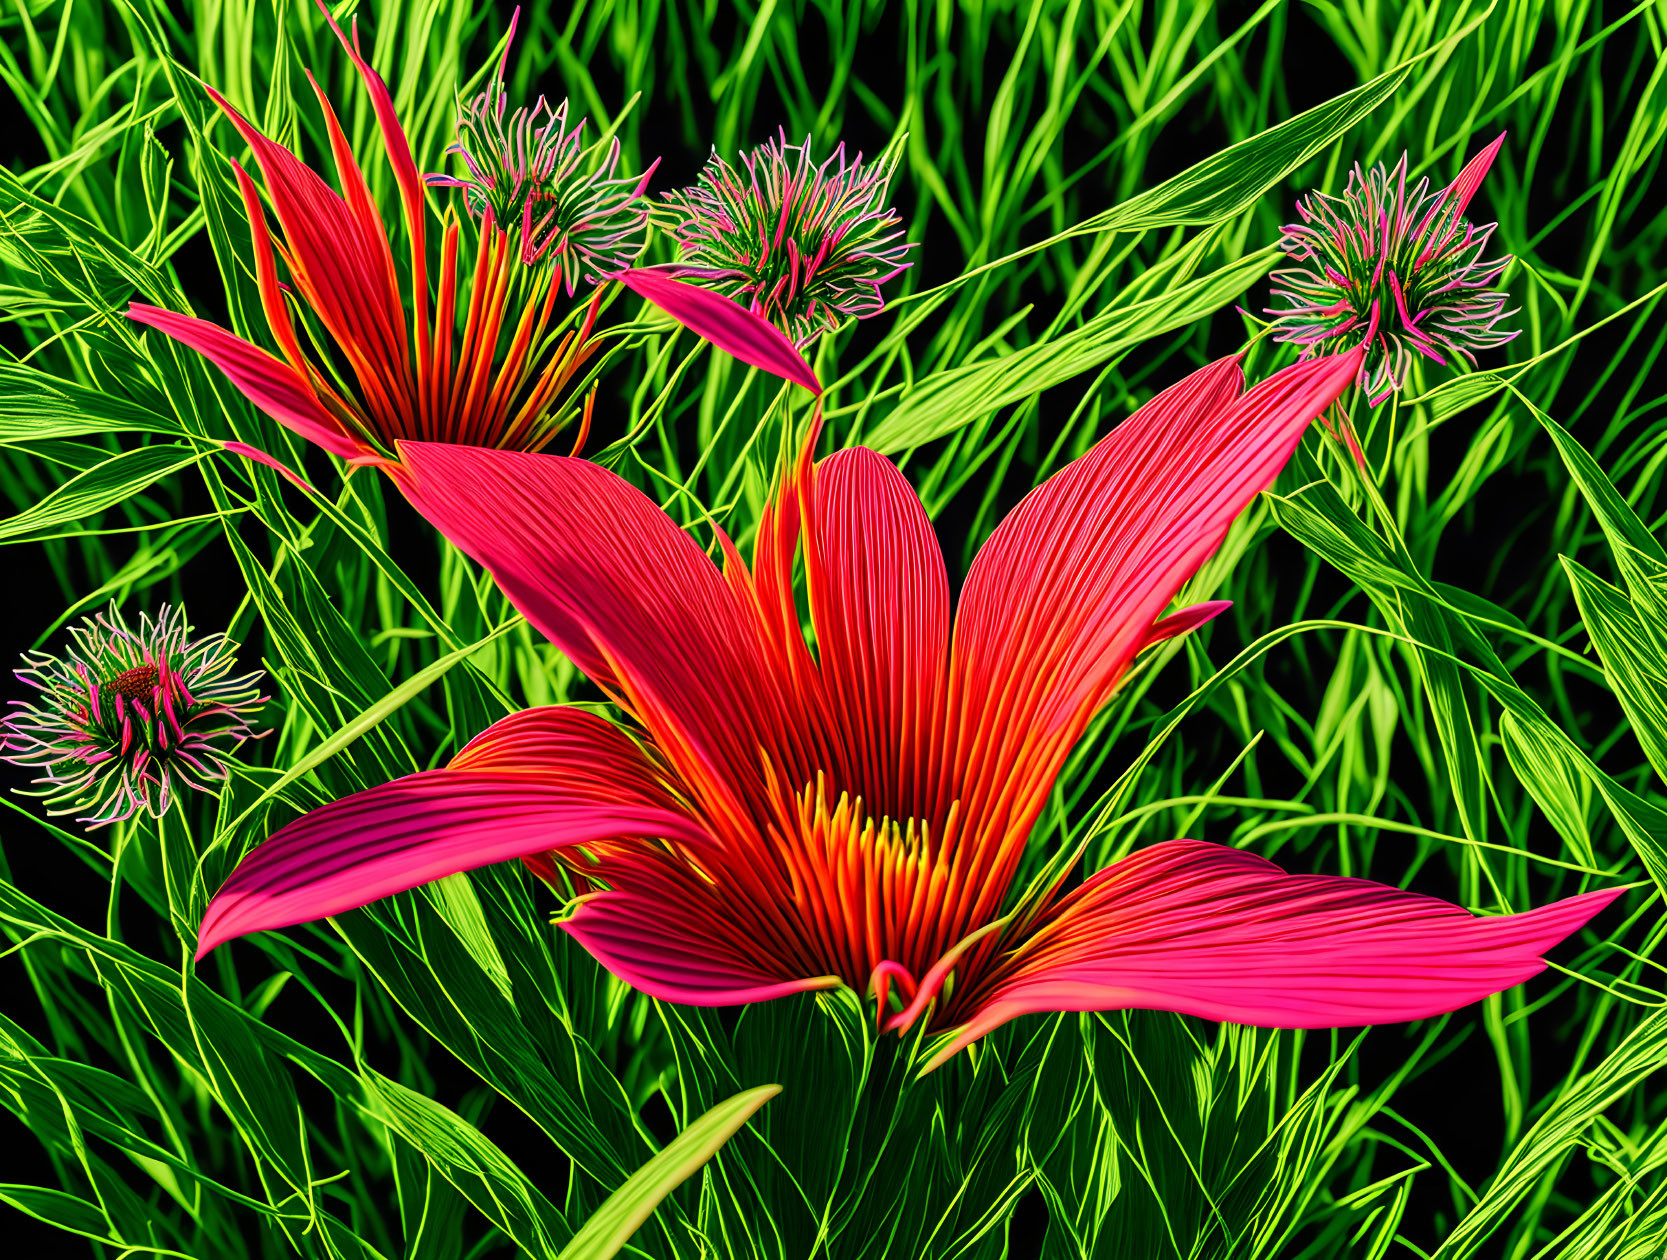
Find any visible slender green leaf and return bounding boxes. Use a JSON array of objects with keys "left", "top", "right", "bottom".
[
  {"left": 0, "top": 443, "right": 204, "bottom": 541},
  {"left": 555, "top": 1085, "right": 781, "bottom": 1260}
]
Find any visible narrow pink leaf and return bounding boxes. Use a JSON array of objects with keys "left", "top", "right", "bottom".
[
  {"left": 222, "top": 440, "right": 318, "bottom": 495},
  {"left": 617, "top": 267, "right": 822, "bottom": 394},
  {"left": 128, "top": 303, "right": 367, "bottom": 461},
  {"left": 1143, "top": 600, "right": 1232, "bottom": 648},
  {"left": 1445, "top": 133, "right": 1506, "bottom": 222}
]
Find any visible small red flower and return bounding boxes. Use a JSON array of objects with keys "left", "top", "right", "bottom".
[
  {"left": 656, "top": 130, "right": 915, "bottom": 346},
  {"left": 126, "top": 3, "right": 821, "bottom": 478},
  {"left": 425, "top": 8, "right": 659, "bottom": 287},
  {"left": 3, "top": 604, "right": 266, "bottom": 828},
  {"left": 128, "top": 2, "right": 614, "bottom": 465}
]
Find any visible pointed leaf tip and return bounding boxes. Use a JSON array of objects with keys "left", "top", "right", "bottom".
[
  {"left": 1447, "top": 134, "right": 1506, "bottom": 221},
  {"left": 616, "top": 268, "right": 822, "bottom": 394},
  {"left": 555, "top": 1084, "right": 780, "bottom": 1260}
]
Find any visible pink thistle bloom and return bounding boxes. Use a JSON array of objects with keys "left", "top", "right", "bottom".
[
  {"left": 126, "top": 2, "right": 624, "bottom": 464},
  {"left": 3, "top": 605, "right": 267, "bottom": 829},
  {"left": 426, "top": 9, "right": 659, "bottom": 289},
  {"left": 191, "top": 347, "right": 1616, "bottom": 1068},
  {"left": 1267, "top": 136, "right": 1518, "bottom": 405},
  {"left": 655, "top": 129, "right": 916, "bottom": 347}
]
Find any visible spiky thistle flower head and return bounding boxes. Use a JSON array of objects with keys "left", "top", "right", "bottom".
[
  {"left": 426, "top": 8, "right": 658, "bottom": 291},
  {"left": 657, "top": 130, "right": 916, "bottom": 346},
  {"left": 1266, "top": 136, "right": 1518, "bottom": 404},
  {"left": 2, "top": 605, "right": 267, "bottom": 829}
]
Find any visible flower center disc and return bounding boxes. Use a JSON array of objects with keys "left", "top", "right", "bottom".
[
  {"left": 772, "top": 778, "right": 952, "bottom": 988},
  {"left": 106, "top": 663, "right": 159, "bottom": 700}
]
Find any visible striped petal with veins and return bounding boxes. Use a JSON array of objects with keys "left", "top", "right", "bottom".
[{"left": 195, "top": 345, "right": 1619, "bottom": 1067}]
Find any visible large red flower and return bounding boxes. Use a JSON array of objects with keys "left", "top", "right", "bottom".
[{"left": 195, "top": 346, "right": 1617, "bottom": 1069}]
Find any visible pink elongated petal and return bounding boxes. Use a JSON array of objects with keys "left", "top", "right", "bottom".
[
  {"left": 392, "top": 442, "right": 798, "bottom": 833},
  {"left": 563, "top": 887, "right": 844, "bottom": 1005},
  {"left": 950, "top": 358, "right": 1239, "bottom": 747},
  {"left": 616, "top": 267, "right": 822, "bottom": 394},
  {"left": 801, "top": 447, "right": 950, "bottom": 818},
  {"left": 223, "top": 440, "right": 319, "bottom": 495},
  {"left": 196, "top": 707, "right": 704, "bottom": 957},
  {"left": 394, "top": 444, "right": 743, "bottom": 687},
  {"left": 954, "top": 352, "right": 1360, "bottom": 729},
  {"left": 1444, "top": 133, "right": 1506, "bottom": 223},
  {"left": 941, "top": 350, "right": 1360, "bottom": 917},
  {"left": 128, "top": 304, "right": 367, "bottom": 460},
  {"left": 1142, "top": 600, "right": 1232, "bottom": 649},
  {"left": 196, "top": 780, "right": 704, "bottom": 958},
  {"left": 311, "top": 0, "right": 429, "bottom": 354},
  {"left": 925, "top": 839, "right": 1621, "bottom": 1071}
]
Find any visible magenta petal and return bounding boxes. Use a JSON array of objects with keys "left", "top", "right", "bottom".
[
  {"left": 1444, "top": 133, "right": 1506, "bottom": 223},
  {"left": 801, "top": 447, "right": 950, "bottom": 810},
  {"left": 950, "top": 357, "right": 1246, "bottom": 743},
  {"left": 949, "top": 350, "right": 1359, "bottom": 811},
  {"left": 128, "top": 304, "right": 367, "bottom": 461},
  {"left": 927, "top": 839, "right": 1620, "bottom": 1068},
  {"left": 616, "top": 267, "right": 822, "bottom": 394},
  {"left": 196, "top": 706, "right": 709, "bottom": 958},
  {"left": 1143, "top": 600, "right": 1232, "bottom": 648},
  {"left": 223, "top": 441, "right": 319, "bottom": 495},
  {"left": 195, "top": 775, "right": 709, "bottom": 958},
  {"left": 392, "top": 441, "right": 800, "bottom": 831},
  {"left": 564, "top": 888, "right": 843, "bottom": 1005}
]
